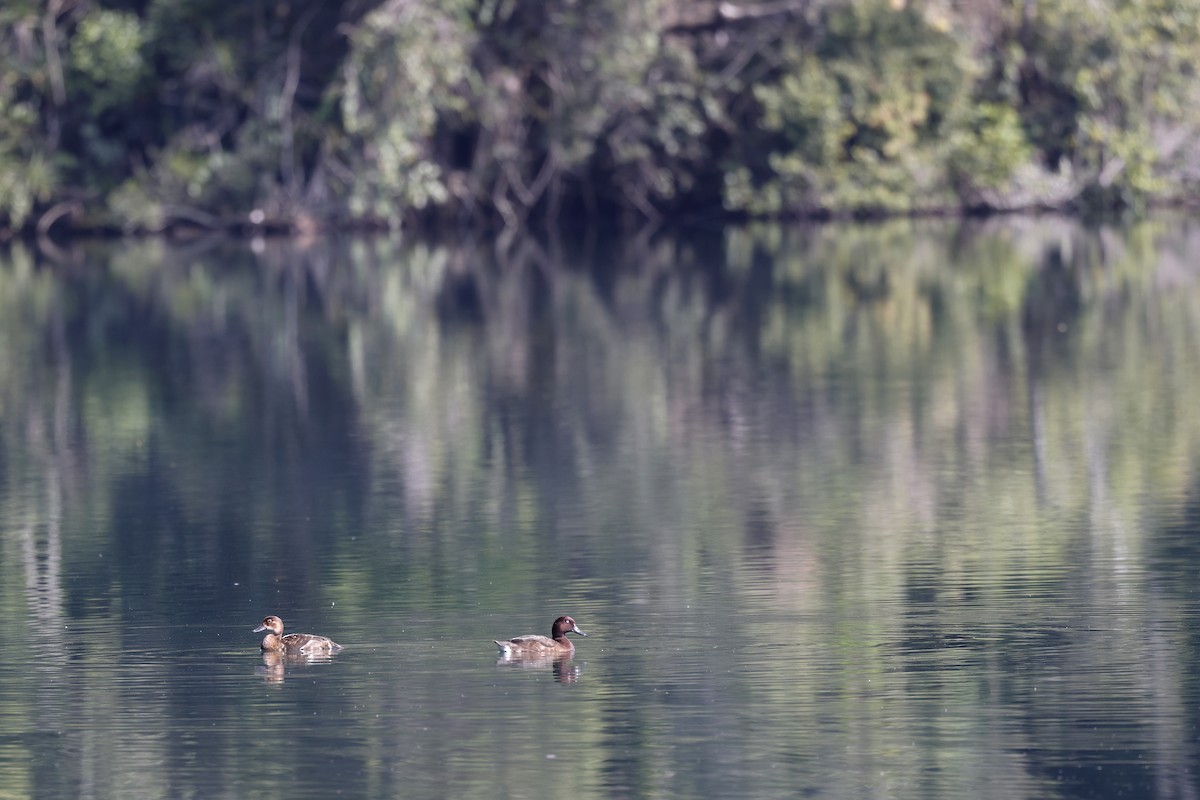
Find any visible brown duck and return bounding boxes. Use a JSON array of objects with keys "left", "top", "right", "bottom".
[
  {"left": 494, "top": 616, "right": 587, "bottom": 657},
  {"left": 253, "top": 615, "right": 343, "bottom": 654}
]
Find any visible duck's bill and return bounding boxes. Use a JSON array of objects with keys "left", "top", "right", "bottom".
[
  {"left": 572, "top": 627, "right": 588, "bottom": 637},
  {"left": 253, "top": 625, "right": 268, "bottom": 633}
]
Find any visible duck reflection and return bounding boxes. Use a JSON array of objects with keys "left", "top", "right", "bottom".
[
  {"left": 257, "top": 649, "right": 341, "bottom": 684},
  {"left": 495, "top": 652, "right": 583, "bottom": 684}
]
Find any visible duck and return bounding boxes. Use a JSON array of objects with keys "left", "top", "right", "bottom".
[
  {"left": 494, "top": 615, "right": 587, "bottom": 657},
  {"left": 253, "top": 615, "right": 343, "bottom": 654}
]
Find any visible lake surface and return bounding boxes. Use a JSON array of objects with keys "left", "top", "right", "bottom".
[{"left": 1, "top": 217, "right": 1199, "bottom": 799}]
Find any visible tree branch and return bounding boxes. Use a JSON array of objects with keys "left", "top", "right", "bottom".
[{"left": 282, "top": 4, "right": 321, "bottom": 194}]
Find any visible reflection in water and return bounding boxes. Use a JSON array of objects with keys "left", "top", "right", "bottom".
[
  {"left": 495, "top": 652, "right": 583, "bottom": 685},
  {"left": 1, "top": 216, "right": 1200, "bottom": 798},
  {"left": 257, "top": 650, "right": 342, "bottom": 685}
]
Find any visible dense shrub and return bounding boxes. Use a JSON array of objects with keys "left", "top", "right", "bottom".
[{"left": 1, "top": 0, "right": 1198, "bottom": 234}]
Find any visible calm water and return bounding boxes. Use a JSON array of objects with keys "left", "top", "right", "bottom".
[{"left": 2, "top": 217, "right": 1200, "bottom": 799}]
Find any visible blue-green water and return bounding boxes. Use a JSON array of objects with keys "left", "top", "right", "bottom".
[{"left": 1, "top": 217, "right": 1199, "bottom": 798}]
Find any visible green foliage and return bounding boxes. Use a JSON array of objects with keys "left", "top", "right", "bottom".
[
  {"left": 584, "top": 36, "right": 721, "bottom": 215},
  {"left": 331, "top": 0, "right": 474, "bottom": 222},
  {"left": 0, "top": 7, "right": 59, "bottom": 230},
  {"left": 1004, "top": 0, "right": 1200, "bottom": 209},
  {"left": 0, "top": 96, "right": 57, "bottom": 231},
  {"left": 0, "top": 0, "right": 1199, "bottom": 230},
  {"left": 68, "top": 10, "right": 147, "bottom": 116},
  {"left": 945, "top": 103, "right": 1033, "bottom": 198},
  {"left": 458, "top": 0, "right": 701, "bottom": 220},
  {"left": 734, "top": 0, "right": 975, "bottom": 216}
]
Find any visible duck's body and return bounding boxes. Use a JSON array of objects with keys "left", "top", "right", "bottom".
[
  {"left": 253, "top": 615, "right": 343, "bottom": 654},
  {"left": 494, "top": 616, "right": 587, "bottom": 657}
]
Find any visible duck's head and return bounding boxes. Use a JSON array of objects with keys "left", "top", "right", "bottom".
[{"left": 552, "top": 616, "right": 587, "bottom": 638}]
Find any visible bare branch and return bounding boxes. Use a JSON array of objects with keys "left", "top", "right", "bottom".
[
  {"left": 35, "top": 201, "right": 80, "bottom": 237},
  {"left": 282, "top": 4, "right": 321, "bottom": 194}
]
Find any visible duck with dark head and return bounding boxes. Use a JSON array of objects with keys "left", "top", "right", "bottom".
[{"left": 494, "top": 616, "right": 587, "bottom": 658}]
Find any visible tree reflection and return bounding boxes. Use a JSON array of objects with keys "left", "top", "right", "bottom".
[{"left": 2, "top": 215, "right": 1200, "bottom": 797}]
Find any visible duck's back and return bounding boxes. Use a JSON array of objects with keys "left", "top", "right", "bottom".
[
  {"left": 282, "top": 633, "right": 343, "bottom": 653},
  {"left": 494, "top": 634, "right": 560, "bottom": 654}
]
